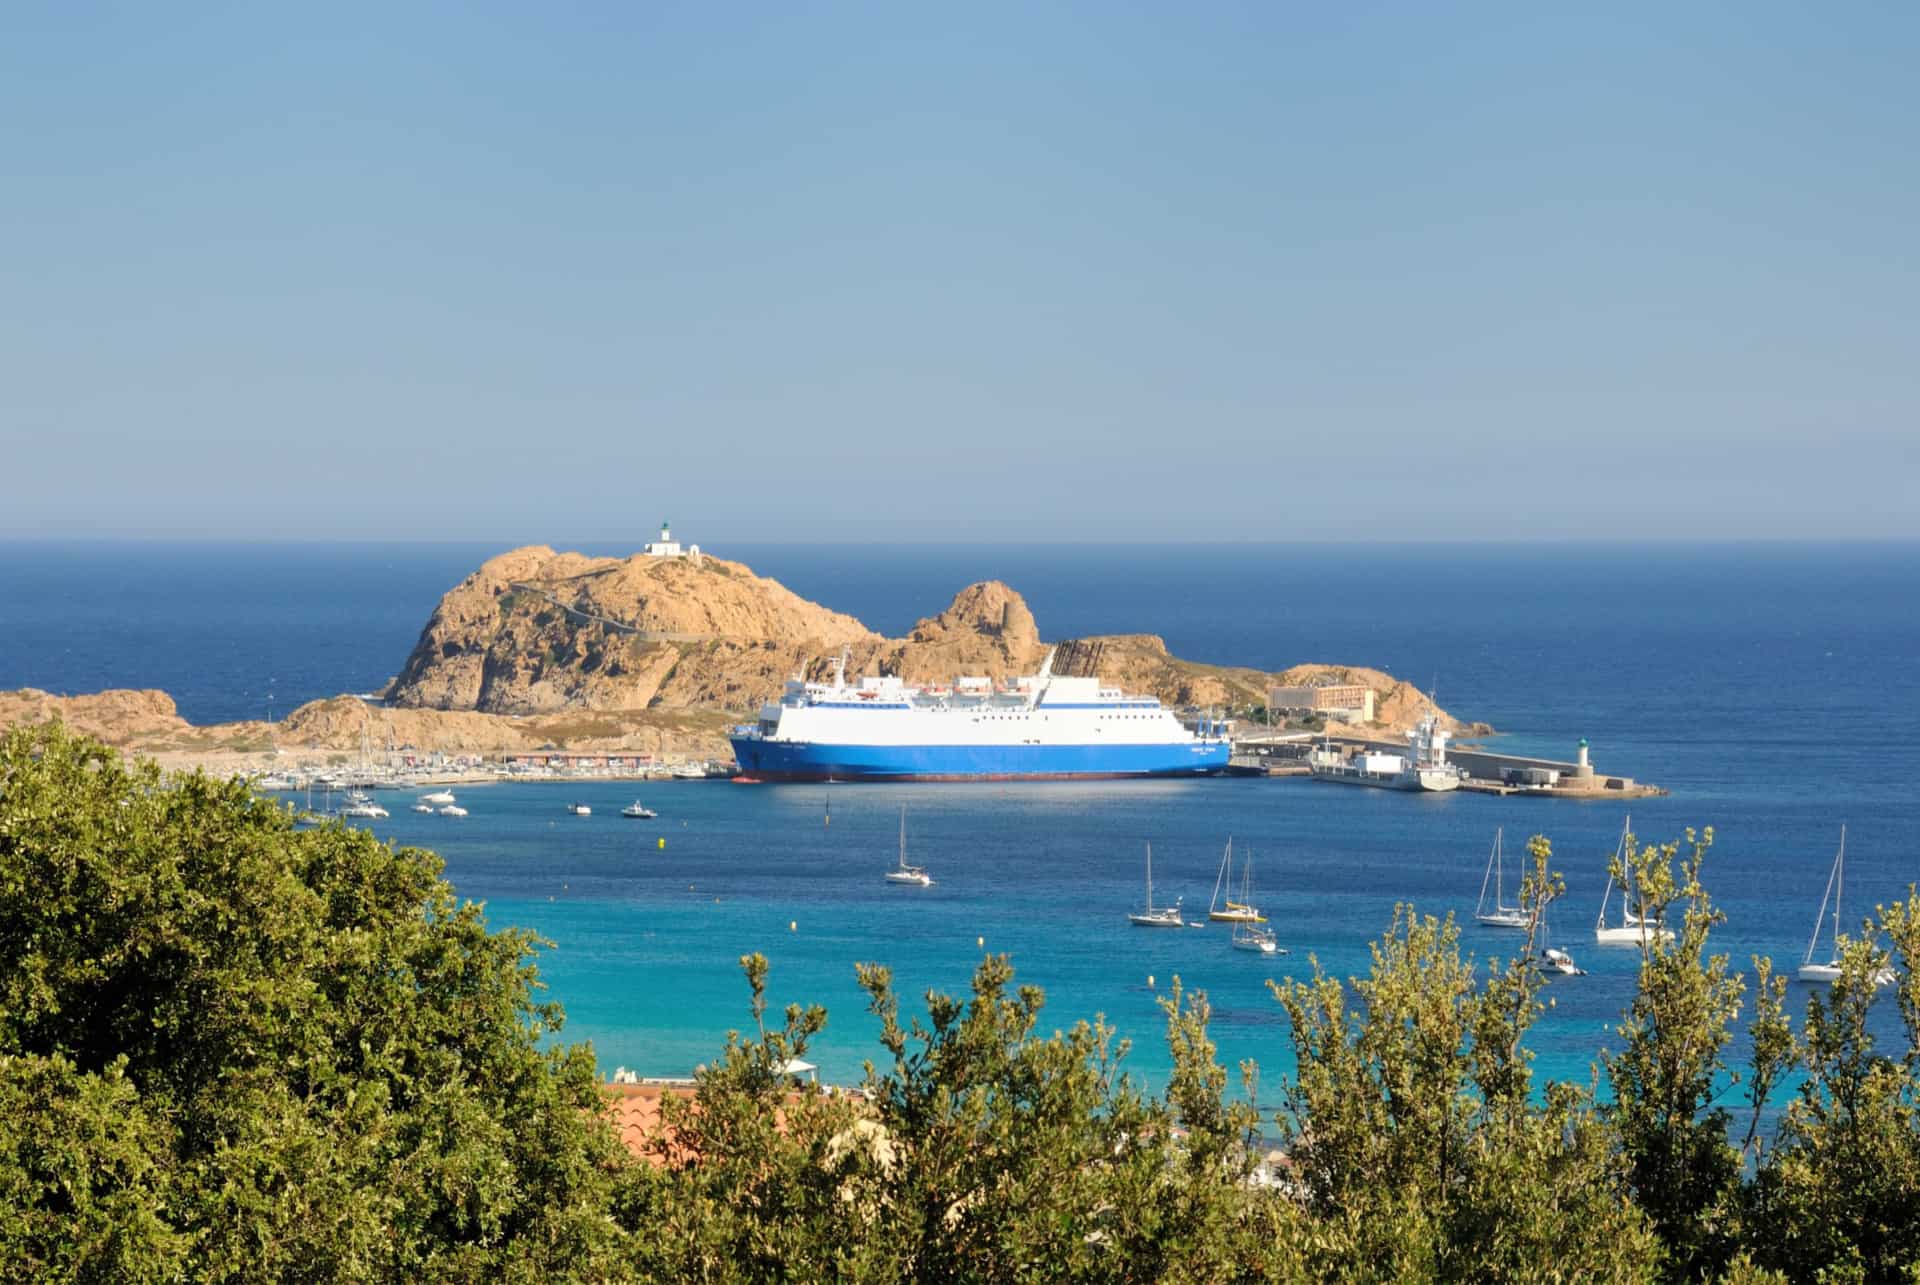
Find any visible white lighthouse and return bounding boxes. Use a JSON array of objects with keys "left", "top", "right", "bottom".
[{"left": 643, "top": 519, "right": 699, "bottom": 560}]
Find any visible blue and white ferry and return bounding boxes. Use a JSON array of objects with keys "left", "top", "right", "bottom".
[{"left": 729, "top": 650, "right": 1231, "bottom": 782}]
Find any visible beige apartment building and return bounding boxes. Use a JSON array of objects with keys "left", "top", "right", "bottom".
[{"left": 1266, "top": 684, "right": 1376, "bottom": 723}]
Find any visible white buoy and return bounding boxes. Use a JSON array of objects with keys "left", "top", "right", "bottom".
[
  {"left": 977, "top": 936, "right": 985, "bottom": 949},
  {"left": 1148, "top": 974, "right": 1156, "bottom": 989},
  {"left": 790, "top": 920, "right": 797, "bottom": 933}
]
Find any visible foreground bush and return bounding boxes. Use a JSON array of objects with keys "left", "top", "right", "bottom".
[
  {"left": 0, "top": 725, "right": 628, "bottom": 1281},
  {"left": 7, "top": 724, "right": 1920, "bottom": 1282}
]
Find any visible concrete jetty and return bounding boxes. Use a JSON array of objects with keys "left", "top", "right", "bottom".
[{"left": 1229, "top": 732, "right": 1666, "bottom": 799}]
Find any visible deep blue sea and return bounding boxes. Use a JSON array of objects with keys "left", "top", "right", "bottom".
[{"left": 3, "top": 541, "right": 1918, "bottom": 1102}]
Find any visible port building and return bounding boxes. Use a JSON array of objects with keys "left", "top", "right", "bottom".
[{"left": 1267, "top": 684, "right": 1376, "bottom": 723}]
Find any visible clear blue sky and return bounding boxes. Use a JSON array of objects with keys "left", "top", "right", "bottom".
[{"left": 3, "top": 2, "right": 1915, "bottom": 541}]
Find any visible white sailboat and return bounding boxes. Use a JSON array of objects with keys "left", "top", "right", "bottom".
[
  {"left": 884, "top": 809, "right": 932, "bottom": 886},
  {"left": 1128, "top": 843, "right": 1184, "bottom": 927},
  {"left": 1227, "top": 847, "right": 1283, "bottom": 952},
  {"left": 1594, "top": 814, "right": 1673, "bottom": 946},
  {"left": 1475, "top": 827, "right": 1528, "bottom": 929},
  {"left": 1207, "top": 838, "right": 1265, "bottom": 923},
  {"left": 1798, "top": 825, "right": 1896, "bottom": 986}
]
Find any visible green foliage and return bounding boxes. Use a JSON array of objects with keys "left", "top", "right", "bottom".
[
  {"left": 1272, "top": 835, "right": 1657, "bottom": 1281},
  {"left": 0, "top": 724, "right": 628, "bottom": 1281},
  {"left": 1744, "top": 894, "right": 1920, "bottom": 1281},
  {"left": 1602, "top": 826, "right": 1745, "bottom": 1278},
  {"left": 9, "top": 732, "right": 1920, "bottom": 1284}
]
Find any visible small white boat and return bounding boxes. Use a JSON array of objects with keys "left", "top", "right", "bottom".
[
  {"left": 1206, "top": 838, "right": 1266, "bottom": 923},
  {"left": 1232, "top": 921, "right": 1284, "bottom": 955},
  {"left": 1536, "top": 946, "right": 1586, "bottom": 976},
  {"left": 672, "top": 763, "right": 709, "bottom": 780},
  {"left": 419, "top": 790, "right": 456, "bottom": 806},
  {"left": 567, "top": 802, "right": 592, "bottom": 816},
  {"left": 1475, "top": 827, "right": 1528, "bottom": 929},
  {"left": 340, "top": 792, "right": 389, "bottom": 819},
  {"left": 1798, "top": 825, "right": 1897, "bottom": 986},
  {"left": 438, "top": 804, "right": 468, "bottom": 817},
  {"left": 1594, "top": 814, "right": 1674, "bottom": 946},
  {"left": 884, "top": 809, "right": 933, "bottom": 886},
  {"left": 1534, "top": 900, "right": 1586, "bottom": 975},
  {"left": 1128, "top": 843, "right": 1184, "bottom": 927},
  {"left": 411, "top": 802, "right": 435, "bottom": 814},
  {"left": 621, "top": 801, "right": 657, "bottom": 819}
]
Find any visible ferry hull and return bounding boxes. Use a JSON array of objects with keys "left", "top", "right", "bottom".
[{"left": 729, "top": 738, "right": 1230, "bottom": 783}]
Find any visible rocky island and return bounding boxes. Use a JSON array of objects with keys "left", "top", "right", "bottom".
[{"left": 3, "top": 544, "right": 1487, "bottom": 775}]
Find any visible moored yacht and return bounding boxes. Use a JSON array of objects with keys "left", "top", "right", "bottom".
[
  {"left": 1799, "top": 825, "right": 1897, "bottom": 986},
  {"left": 1127, "top": 843, "right": 1183, "bottom": 927},
  {"left": 884, "top": 809, "right": 933, "bottom": 886},
  {"left": 1594, "top": 814, "right": 1674, "bottom": 946}
]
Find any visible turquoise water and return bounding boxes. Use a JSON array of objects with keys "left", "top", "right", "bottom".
[
  {"left": 5, "top": 541, "right": 1918, "bottom": 1094},
  {"left": 354, "top": 767, "right": 1912, "bottom": 1096}
]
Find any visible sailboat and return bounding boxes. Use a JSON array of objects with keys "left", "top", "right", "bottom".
[
  {"left": 1799, "top": 825, "right": 1896, "bottom": 986},
  {"left": 1475, "top": 827, "right": 1528, "bottom": 929},
  {"left": 1207, "top": 838, "right": 1266, "bottom": 923},
  {"left": 1128, "top": 843, "right": 1184, "bottom": 927},
  {"left": 1227, "top": 847, "right": 1282, "bottom": 952},
  {"left": 1594, "top": 813, "right": 1674, "bottom": 946},
  {"left": 884, "top": 809, "right": 933, "bottom": 887}
]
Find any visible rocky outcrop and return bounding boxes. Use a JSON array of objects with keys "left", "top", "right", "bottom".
[
  {"left": 278, "top": 695, "right": 732, "bottom": 757},
  {"left": 383, "top": 547, "right": 1483, "bottom": 735},
  {"left": 2, "top": 549, "right": 1488, "bottom": 763},
  {"left": 0, "top": 688, "right": 194, "bottom": 742},
  {"left": 387, "top": 547, "right": 878, "bottom": 716}
]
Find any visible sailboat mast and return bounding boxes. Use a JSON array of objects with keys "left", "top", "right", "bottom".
[
  {"left": 1209, "top": 837, "right": 1232, "bottom": 914},
  {"left": 1804, "top": 825, "right": 1845, "bottom": 967},
  {"left": 898, "top": 808, "right": 906, "bottom": 868},
  {"left": 1145, "top": 843, "right": 1153, "bottom": 909},
  {"left": 1834, "top": 825, "right": 1846, "bottom": 954}
]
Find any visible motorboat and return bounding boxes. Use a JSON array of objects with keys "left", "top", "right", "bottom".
[
  {"left": 884, "top": 809, "right": 933, "bottom": 886},
  {"left": 567, "top": 802, "right": 592, "bottom": 816},
  {"left": 1128, "top": 843, "right": 1184, "bottom": 927},
  {"left": 1799, "top": 825, "right": 1897, "bottom": 986},
  {"left": 419, "top": 790, "right": 456, "bottom": 806},
  {"left": 1475, "top": 827, "right": 1528, "bottom": 929},
  {"left": 438, "top": 805, "right": 468, "bottom": 817},
  {"left": 1536, "top": 946, "right": 1586, "bottom": 977},
  {"left": 411, "top": 803, "right": 435, "bottom": 814},
  {"left": 339, "top": 792, "right": 389, "bottom": 819},
  {"left": 621, "top": 801, "right": 658, "bottom": 819}
]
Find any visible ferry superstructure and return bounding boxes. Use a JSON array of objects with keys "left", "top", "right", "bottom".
[
  {"left": 729, "top": 651, "right": 1231, "bottom": 782},
  {"left": 1306, "top": 715, "right": 1464, "bottom": 792}
]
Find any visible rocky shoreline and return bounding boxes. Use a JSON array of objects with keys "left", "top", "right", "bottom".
[{"left": 2, "top": 545, "right": 1488, "bottom": 775}]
